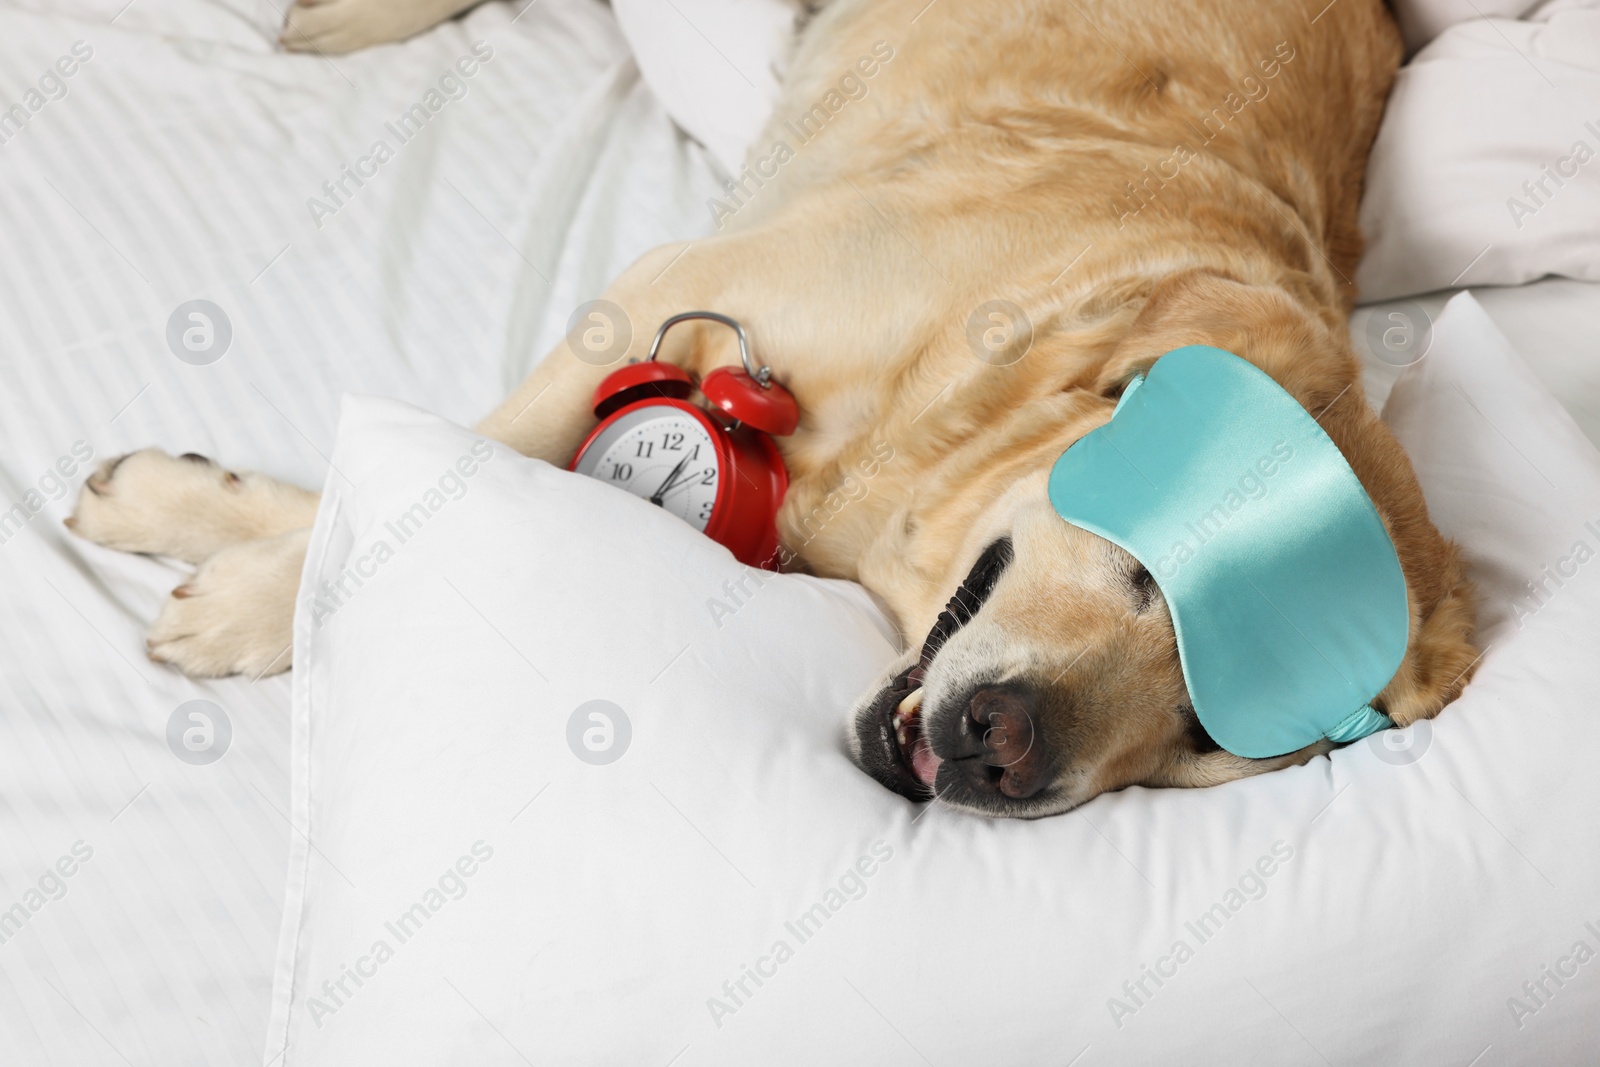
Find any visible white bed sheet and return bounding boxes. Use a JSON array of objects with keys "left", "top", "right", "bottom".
[
  {"left": 0, "top": 1, "right": 719, "bottom": 1063},
  {"left": 0, "top": 1, "right": 1597, "bottom": 1064}
]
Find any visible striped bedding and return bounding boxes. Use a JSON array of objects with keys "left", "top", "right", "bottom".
[{"left": 0, "top": 1, "right": 716, "bottom": 1062}]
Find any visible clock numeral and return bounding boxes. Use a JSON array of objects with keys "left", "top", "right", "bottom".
[
  {"left": 635, "top": 441, "right": 653, "bottom": 458},
  {"left": 689, "top": 444, "right": 700, "bottom": 461},
  {"left": 610, "top": 462, "right": 633, "bottom": 481},
  {"left": 699, "top": 467, "right": 716, "bottom": 485},
  {"left": 661, "top": 431, "right": 685, "bottom": 451}
]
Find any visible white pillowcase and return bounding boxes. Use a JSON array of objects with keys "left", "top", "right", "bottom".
[
  {"left": 267, "top": 293, "right": 1600, "bottom": 1064},
  {"left": 611, "top": 0, "right": 798, "bottom": 175},
  {"left": 1357, "top": 3, "right": 1600, "bottom": 301},
  {"left": 1391, "top": 0, "right": 1545, "bottom": 53}
]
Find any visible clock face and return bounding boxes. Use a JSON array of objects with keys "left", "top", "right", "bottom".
[{"left": 574, "top": 407, "right": 721, "bottom": 531}]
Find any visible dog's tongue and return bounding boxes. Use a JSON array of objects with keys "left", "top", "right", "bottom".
[
  {"left": 910, "top": 739, "right": 942, "bottom": 786},
  {"left": 897, "top": 686, "right": 942, "bottom": 786},
  {"left": 896, "top": 687, "right": 940, "bottom": 790}
]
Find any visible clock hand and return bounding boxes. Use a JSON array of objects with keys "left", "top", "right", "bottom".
[
  {"left": 660, "top": 467, "right": 712, "bottom": 502},
  {"left": 649, "top": 455, "right": 691, "bottom": 506}
]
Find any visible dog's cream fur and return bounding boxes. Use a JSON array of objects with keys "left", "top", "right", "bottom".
[
  {"left": 279, "top": 0, "right": 483, "bottom": 54},
  {"left": 70, "top": 0, "right": 1478, "bottom": 814}
]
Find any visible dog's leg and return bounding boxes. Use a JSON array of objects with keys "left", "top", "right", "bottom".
[
  {"left": 476, "top": 241, "right": 739, "bottom": 464},
  {"left": 65, "top": 452, "right": 319, "bottom": 678},
  {"left": 281, "top": 0, "right": 485, "bottom": 54},
  {"left": 142, "top": 529, "right": 312, "bottom": 679},
  {"left": 67, "top": 239, "right": 747, "bottom": 677},
  {"left": 67, "top": 450, "right": 319, "bottom": 564}
]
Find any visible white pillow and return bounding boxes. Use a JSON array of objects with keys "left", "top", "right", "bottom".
[
  {"left": 1357, "top": 4, "right": 1600, "bottom": 301},
  {"left": 267, "top": 294, "right": 1600, "bottom": 1064},
  {"left": 611, "top": 0, "right": 797, "bottom": 175},
  {"left": 1391, "top": 0, "right": 1544, "bottom": 53}
]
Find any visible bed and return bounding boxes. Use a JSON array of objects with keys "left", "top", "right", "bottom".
[
  {"left": 0, "top": 1, "right": 713, "bottom": 1060},
  {"left": 0, "top": 0, "right": 1596, "bottom": 1063}
]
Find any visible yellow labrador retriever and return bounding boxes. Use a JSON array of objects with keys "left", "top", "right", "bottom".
[{"left": 67, "top": 0, "right": 1478, "bottom": 818}]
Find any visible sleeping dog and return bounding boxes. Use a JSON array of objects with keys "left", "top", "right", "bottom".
[{"left": 67, "top": 0, "right": 1478, "bottom": 818}]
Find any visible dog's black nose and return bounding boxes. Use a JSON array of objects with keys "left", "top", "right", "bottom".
[{"left": 949, "top": 684, "right": 1051, "bottom": 799}]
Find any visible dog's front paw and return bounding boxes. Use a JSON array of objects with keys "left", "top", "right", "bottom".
[
  {"left": 280, "top": 0, "right": 479, "bottom": 54},
  {"left": 67, "top": 450, "right": 318, "bottom": 564},
  {"left": 146, "top": 529, "right": 310, "bottom": 678}
]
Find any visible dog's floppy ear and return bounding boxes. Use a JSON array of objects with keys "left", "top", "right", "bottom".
[
  {"left": 1153, "top": 736, "right": 1333, "bottom": 789},
  {"left": 1152, "top": 704, "right": 1331, "bottom": 788}
]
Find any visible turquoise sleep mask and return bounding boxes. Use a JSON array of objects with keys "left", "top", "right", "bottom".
[{"left": 1047, "top": 346, "right": 1409, "bottom": 759}]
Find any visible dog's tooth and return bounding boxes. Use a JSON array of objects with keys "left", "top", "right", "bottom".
[
  {"left": 897, "top": 687, "right": 924, "bottom": 719},
  {"left": 896, "top": 729, "right": 907, "bottom": 745}
]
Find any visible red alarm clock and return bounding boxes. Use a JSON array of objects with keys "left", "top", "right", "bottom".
[{"left": 570, "top": 312, "right": 798, "bottom": 569}]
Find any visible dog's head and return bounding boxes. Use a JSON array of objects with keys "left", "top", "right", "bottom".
[
  {"left": 848, "top": 478, "right": 1308, "bottom": 818},
  {"left": 843, "top": 274, "right": 1482, "bottom": 817}
]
